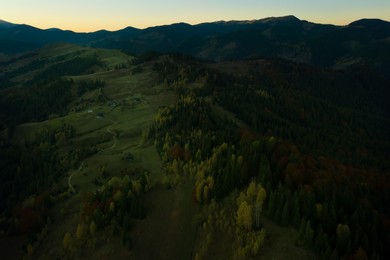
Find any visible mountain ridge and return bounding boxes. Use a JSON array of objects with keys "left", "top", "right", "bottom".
[
  {"left": 1, "top": 16, "right": 389, "bottom": 70},
  {"left": 1, "top": 16, "right": 389, "bottom": 34},
  {"left": 0, "top": 19, "right": 17, "bottom": 29}
]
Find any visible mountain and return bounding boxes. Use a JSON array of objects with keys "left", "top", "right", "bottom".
[
  {"left": 0, "top": 23, "right": 141, "bottom": 54},
  {"left": 1, "top": 16, "right": 390, "bottom": 70},
  {"left": 0, "top": 19, "right": 17, "bottom": 29}
]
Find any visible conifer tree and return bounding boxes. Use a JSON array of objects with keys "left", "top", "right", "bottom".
[
  {"left": 281, "top": 199, "right": 290, "bottom": 226},
  {"left": 336, "top": 224, "right": 351, "bottom": 255},
  {"left": 304, "top": 220, "right": 314, "bottom": 246}
]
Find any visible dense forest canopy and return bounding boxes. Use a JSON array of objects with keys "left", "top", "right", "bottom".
[{"left": 150, "top": 53, "right": 390, "bottom": 259}]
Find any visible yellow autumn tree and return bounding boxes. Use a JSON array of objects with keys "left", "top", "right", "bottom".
[
  {"left": 113, "top": 190, "right": 123, "bottom": 202},
  {"left": 336, "top": 223, "right": 350, "bottom": 253},
  {"left": 316, "top": 203, "right": 323, "bottom": 218},
  {"left": 203, "top": 185, "right": 210, "bottom": 202},
  {"left": 246, "top": 181, "right": 257, "bottom": 202},
  {"left": 27, "top": 243, "right": 34, "bottom": 258},
  {"left": 255, "top": 185, "right": 267, "bottom": 211},
  {"left": 236, "top": 201, "right": 252, "bottom": 230},
  {"left": 252, "top": 229, "right": 266, "bottom": 256},
  {"left": 132, "top": 180, "right": 142, "bottom": 195},
  {"left": 76, "top": 223, "right": 84, "bottom": 241},
  {"left": 353, "top": 247, "right": 368, "bottom": 260},
  {"left": 63, "top": 232, "right": 72, "bottom": 251},
  {"left": 89, "top": 220, "right": 96, "bottom": 235},
  {"left": 109, "top": 201, "right": 115, "bottom": 212},
  {"left": 195, "top": 169, "right": 206, "bottom": 203}
]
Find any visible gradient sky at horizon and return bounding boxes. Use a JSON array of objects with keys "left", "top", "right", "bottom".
[{"left": 2, "top": 0, "right": 390, "bottom": 32}]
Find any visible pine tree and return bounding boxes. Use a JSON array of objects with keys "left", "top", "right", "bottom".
[
  {"left": 329, "top": 248, "right": 340, "bottom": 260},
  {"left": 267, "top": 190, "right": 276, "bottom": 219},
  {"left": 93, "top": 209, "right": 104, "bottom": 229},
  {"left": 299, "top": 218, "right": 306, "bottom": 241},
  {"left": 273, "top": 189, "right": 285, "bottom": 224},
  {"left": 121, "top": 231, "right": 127, "bottom": 246},
  {"left": 274, "top": 204, "right": 283, "bottom": 224},
  {"left": 314, "top": 228, "right": 330, "bottom": 255},
  {"left": 111, "top": 221, "right": 119, "bottom": 236},
  {"left": 336, "top": 224, "right": 351, "bottom": 255},
  {"left": 259, "top": 154, "right": 271, "bottom": 185},
  {"left": 304, "top": 220, "right": 314, "bottom": 247},
  {"left": 123, "top": 213, "right": 131, "bottom": 231},
  {"left": 281, "top": 199, "right": 290, "bottom": 226},
  {"left": 291, "top": 194, "right": 301, "bottom": 229},
  {"left": 126, "top": 235, "right": 133, "bottom": 250},
  {"left": 117, "top": 208, "right": 125, "bottom": 226}
]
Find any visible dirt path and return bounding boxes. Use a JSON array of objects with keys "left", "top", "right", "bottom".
[
  {"left": 68, "top": 117, "right": 118, "bottom": 193},
  {"left": 129, "top": 177, "right": 197, "bottom": 260},
  {"left": 106, "top": 125, "right": 118, "bottom": 149},
  {"left": 67, "top": 161, "right": 85, "bottom": 194}
]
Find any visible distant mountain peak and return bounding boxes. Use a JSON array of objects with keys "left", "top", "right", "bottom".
[
  {"left": 46, "top": 28, "right": 62, "bottom": 32},
  {"left": 158, "top": 22, "right": 192, "bottom": 28},
  {"left": 214, "top": 15, "right": 301, "bottom": 25},
  {"left": 272, "top": 15, "right": 299, "bottom": 20},
  {"left": 260, "top": 15, "right": 300, "bottom": 23},
  {"left": 0, "top": 19, "right": 11, "bottom": 24},
  {"left": 349, "top": 18, "right": 390, "bottom": 27},
  {"left": 0, "top": 19, "right": 17, "bottom": 29}
]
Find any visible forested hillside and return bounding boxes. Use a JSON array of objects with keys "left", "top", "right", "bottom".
[
  {"left": 148, "top": 53, "right": 390, "bottom": 259},
  {"left": 0, "top": 45, "right": 388, "bottom": 259}
]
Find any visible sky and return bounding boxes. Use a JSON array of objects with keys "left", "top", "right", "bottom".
[{"left": 1, "top": 0, "right": 390, "bottom": 32}]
